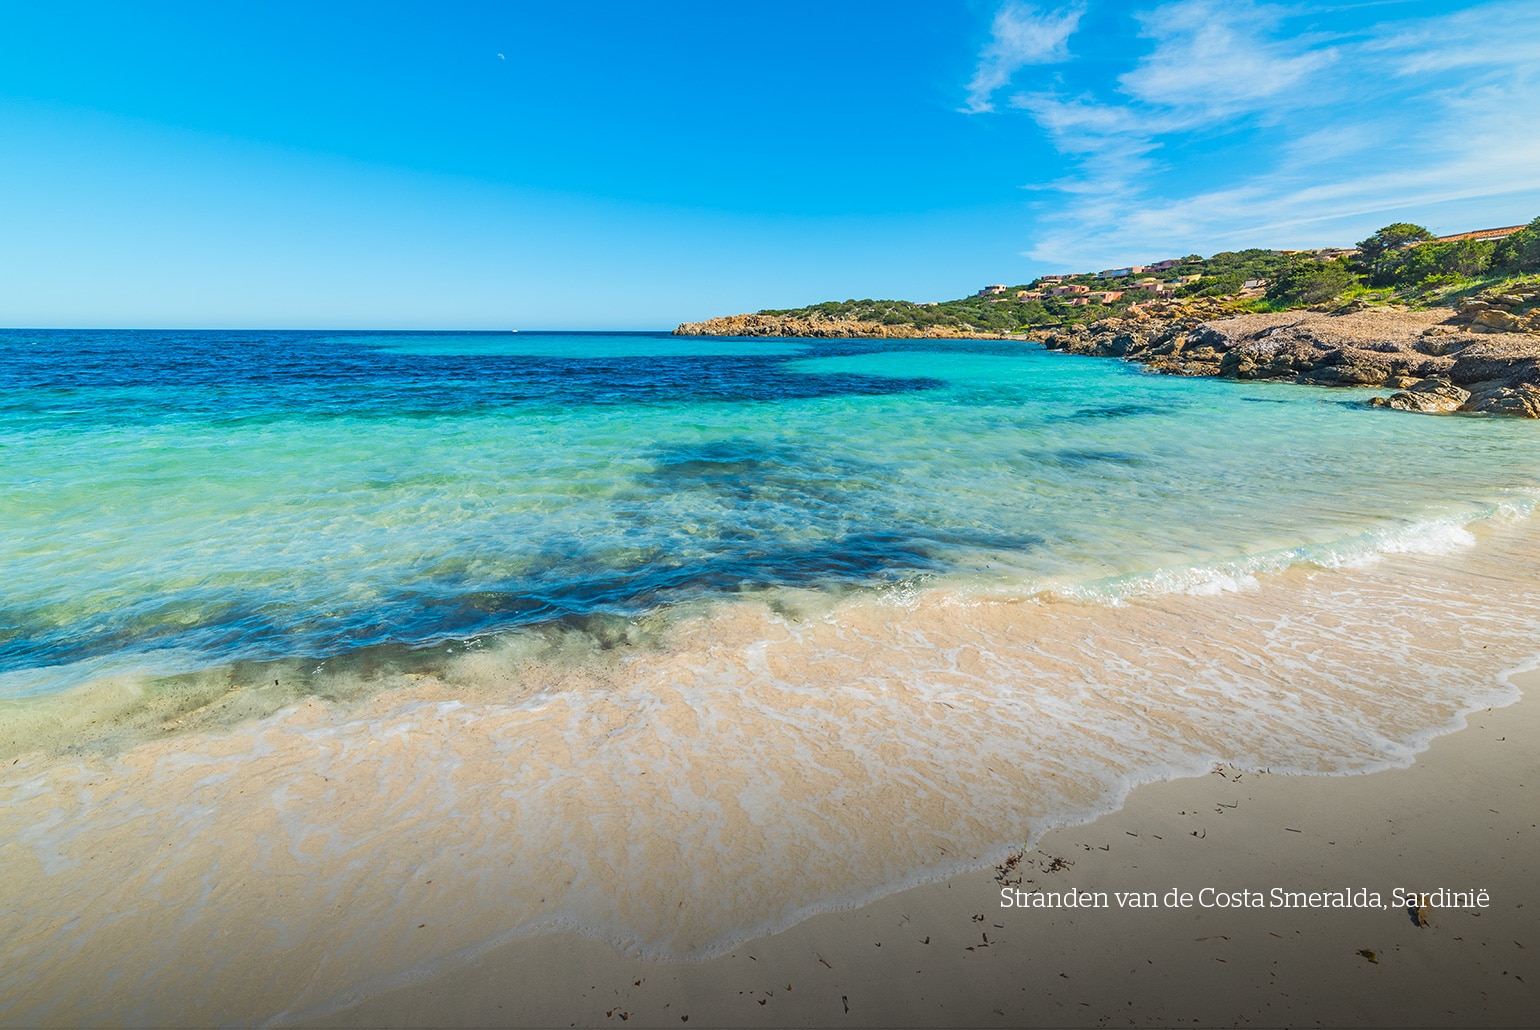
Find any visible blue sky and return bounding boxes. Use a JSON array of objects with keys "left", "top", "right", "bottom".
[{"left": 2, "top": 0, "right": 1537, "bottom": 328}]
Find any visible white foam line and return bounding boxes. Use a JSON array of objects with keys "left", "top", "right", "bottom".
[{"left": 1042, "top": 499, "right": 1532, "bottom": 607}]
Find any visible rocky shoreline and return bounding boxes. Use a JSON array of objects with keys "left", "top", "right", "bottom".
[
  {"left": 676, "top": 283, "right": 1540, "bottom": 416},
  {"left": 1036, "top": 285, "right": 1540, "bottom": 416}
]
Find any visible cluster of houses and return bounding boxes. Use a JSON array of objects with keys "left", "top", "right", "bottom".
[
  {"left": 980, "top": 263, "right": 1206, "bottom": 306},
  {"left": 1272, "top": 247, "right": 1359, "bottom": 262}
]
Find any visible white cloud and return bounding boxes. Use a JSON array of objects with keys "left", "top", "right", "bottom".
[
  {"left": 963, "top": 2, "right": 1085, "bottom": 114},
  {"left": 1370, "top": 0, "right": 1540, "bottom": 74},
  {"left": 1119, "top": 0, "right": 1333, "bottom": 113},
  {"left": 987, "top": 0, "right": 1540, "bottom": 267},
  {"left": 1008, "top": 92, "right": 1173, "bottom": 199},
  {"left": 1006, "top": 0, "right": 1335, "bottom": 203}
]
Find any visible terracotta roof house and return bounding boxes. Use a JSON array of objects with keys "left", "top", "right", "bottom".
[
  {"left": 978, "top": 284, "right": 1010, "bottom": 296},
  {"left": 1433, "top": 225, "right": 1526, "bottom": 244}
]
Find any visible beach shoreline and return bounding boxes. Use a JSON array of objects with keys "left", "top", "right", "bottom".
[
  {"left": 4, "top": 510, "right": 1540, "bottom": 1028},
  {"left": 307, "top": 669, "right": 1540, "bottom": 1028}
]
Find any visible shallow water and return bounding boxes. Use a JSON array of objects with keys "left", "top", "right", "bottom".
[{"left": 2, "top": 329, "right": 1539, "bottom": 1024}]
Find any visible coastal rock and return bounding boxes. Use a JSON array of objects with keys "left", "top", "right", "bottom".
[
  {"left": 1186, "top": 326, "right": 1232, "bottom": 352},
  {"left": 1417, "top": 332, "right": 1463, "bottom": 356},
  {"left": 1371, "top": 378, "right": 1470, "bottom": 414},
  {"left": 1448, "top": 348, "right": 1540, "bottom": 387},
  {"left": 1373, "top": 392, "right": 1458, "bottom": 413},
  {"left": 1450, "top": 286, "right": 1540, "bottom": 333},
  {"left": 1299, "top": 362, "right": 1390, "bottom": 386},
  {"left": 1473, "top": 308, "right": 1526, "bottom": 332},
  {"left": 1218, "top": 351, "right": 1251, "bottom": 377},
  {"left": 1462, "top": 384, "right": 1540, "bottom": 418},
  {"left": 1102, "top": 332, "right": 1146, "bottom": 357},
  {"left": 1411, "top": 377, "right": 1471, "bottom": 402}
]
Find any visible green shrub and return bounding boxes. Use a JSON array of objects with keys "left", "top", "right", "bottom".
[
  {"left": 1492, "top": 217, "right": 1540, "bottom": 273},
  {"left": 1266, "top": 259, "right": 1358, "bottom": 305}
]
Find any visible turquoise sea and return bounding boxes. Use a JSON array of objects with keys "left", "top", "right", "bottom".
[
  {"left": 4, "top": 328, "right": 1540, "bottom": 1024},
  {"left": 3, "top": 328, "right": 1537, "bottom": 702}
]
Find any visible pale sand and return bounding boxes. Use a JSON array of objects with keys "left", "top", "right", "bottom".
[
  {"left": 6, "top": 516, "right": 1538, "bottom": 1027},
  {"left": 309, "top": 671, "right": 1539, "bottom": 1028}
]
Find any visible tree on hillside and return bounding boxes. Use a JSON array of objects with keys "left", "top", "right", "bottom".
[
  {"left": 1356, "top": 222, "right": 1435, "bottom": 265},
  {"left": 1266, "top": 259, "right": 1357, "bottom": 306},
  {"left": 1492, "top": 216, "right": 1540, "bottom": 273}
]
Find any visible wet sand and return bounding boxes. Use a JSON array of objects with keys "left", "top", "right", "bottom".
[
  {"left": 312, "top": 671, "right": 1539, "bottom": 1028},
  {"left": 5, "top": 513, "right": 1539, "bottom": 1028}
]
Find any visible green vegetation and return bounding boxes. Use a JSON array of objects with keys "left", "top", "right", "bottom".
[
  {"left": 1365, "top": 216, "right": 1540, "bottom": 304},
  {"left": 1494, "top": 217, "right": 1540, "bottom": 271},
  {"left": 1266, "top": 260, "right": 1355, "bottom": 306},
  {"left": 1177, "top": 249, "right": 1292, "bottom": 297},
  {"left": 757, "top": 216, "right": 1540, "bottom": 334},
  {"left": 1356, "top": 222, "right": 1435, "bottom": 265}
]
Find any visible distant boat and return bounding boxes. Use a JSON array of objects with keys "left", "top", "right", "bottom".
[{"left": 510, "top": 329, "right": 519, "bottom": 333}]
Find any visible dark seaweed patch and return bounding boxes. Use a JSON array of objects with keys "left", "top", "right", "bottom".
[
  {"left": 1050, "top": 448, "right": 1149, "bottom": 469},
  {"left": 1060, "top": 403, "right": 1166, "bottom": 420}
]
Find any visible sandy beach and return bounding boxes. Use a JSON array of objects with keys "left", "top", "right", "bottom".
[
  {"left": 6, "top": 506, "right": 1540, "bottom": 1029},
  {"left": 311, "top": 670, "right": 1539, "bottom": 1028}
]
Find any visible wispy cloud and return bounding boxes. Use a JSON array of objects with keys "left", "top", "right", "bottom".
[
  {"left": 963, "top": 2, "right": 1085, "bottom": 114},
  {"left": 1370, "top": 0, "right": 1540, "bottom": 74},
  {"left": 1002, "top": 1, "right": 1335, "bottom": 209},
  {"left": 1119, "top": 1, "right": 1333, "bottom": 113},
  {"left": 970, "top": 0, "right": 1540, "bottom": 267}
]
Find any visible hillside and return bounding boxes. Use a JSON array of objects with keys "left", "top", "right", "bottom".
[{"left": 677, "top": 216, "right": 1540, "bottom": 338}]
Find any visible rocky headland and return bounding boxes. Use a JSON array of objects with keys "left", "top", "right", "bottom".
[{"left": 1036, "top": 283, "right": 1540, "bottom": 416}]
